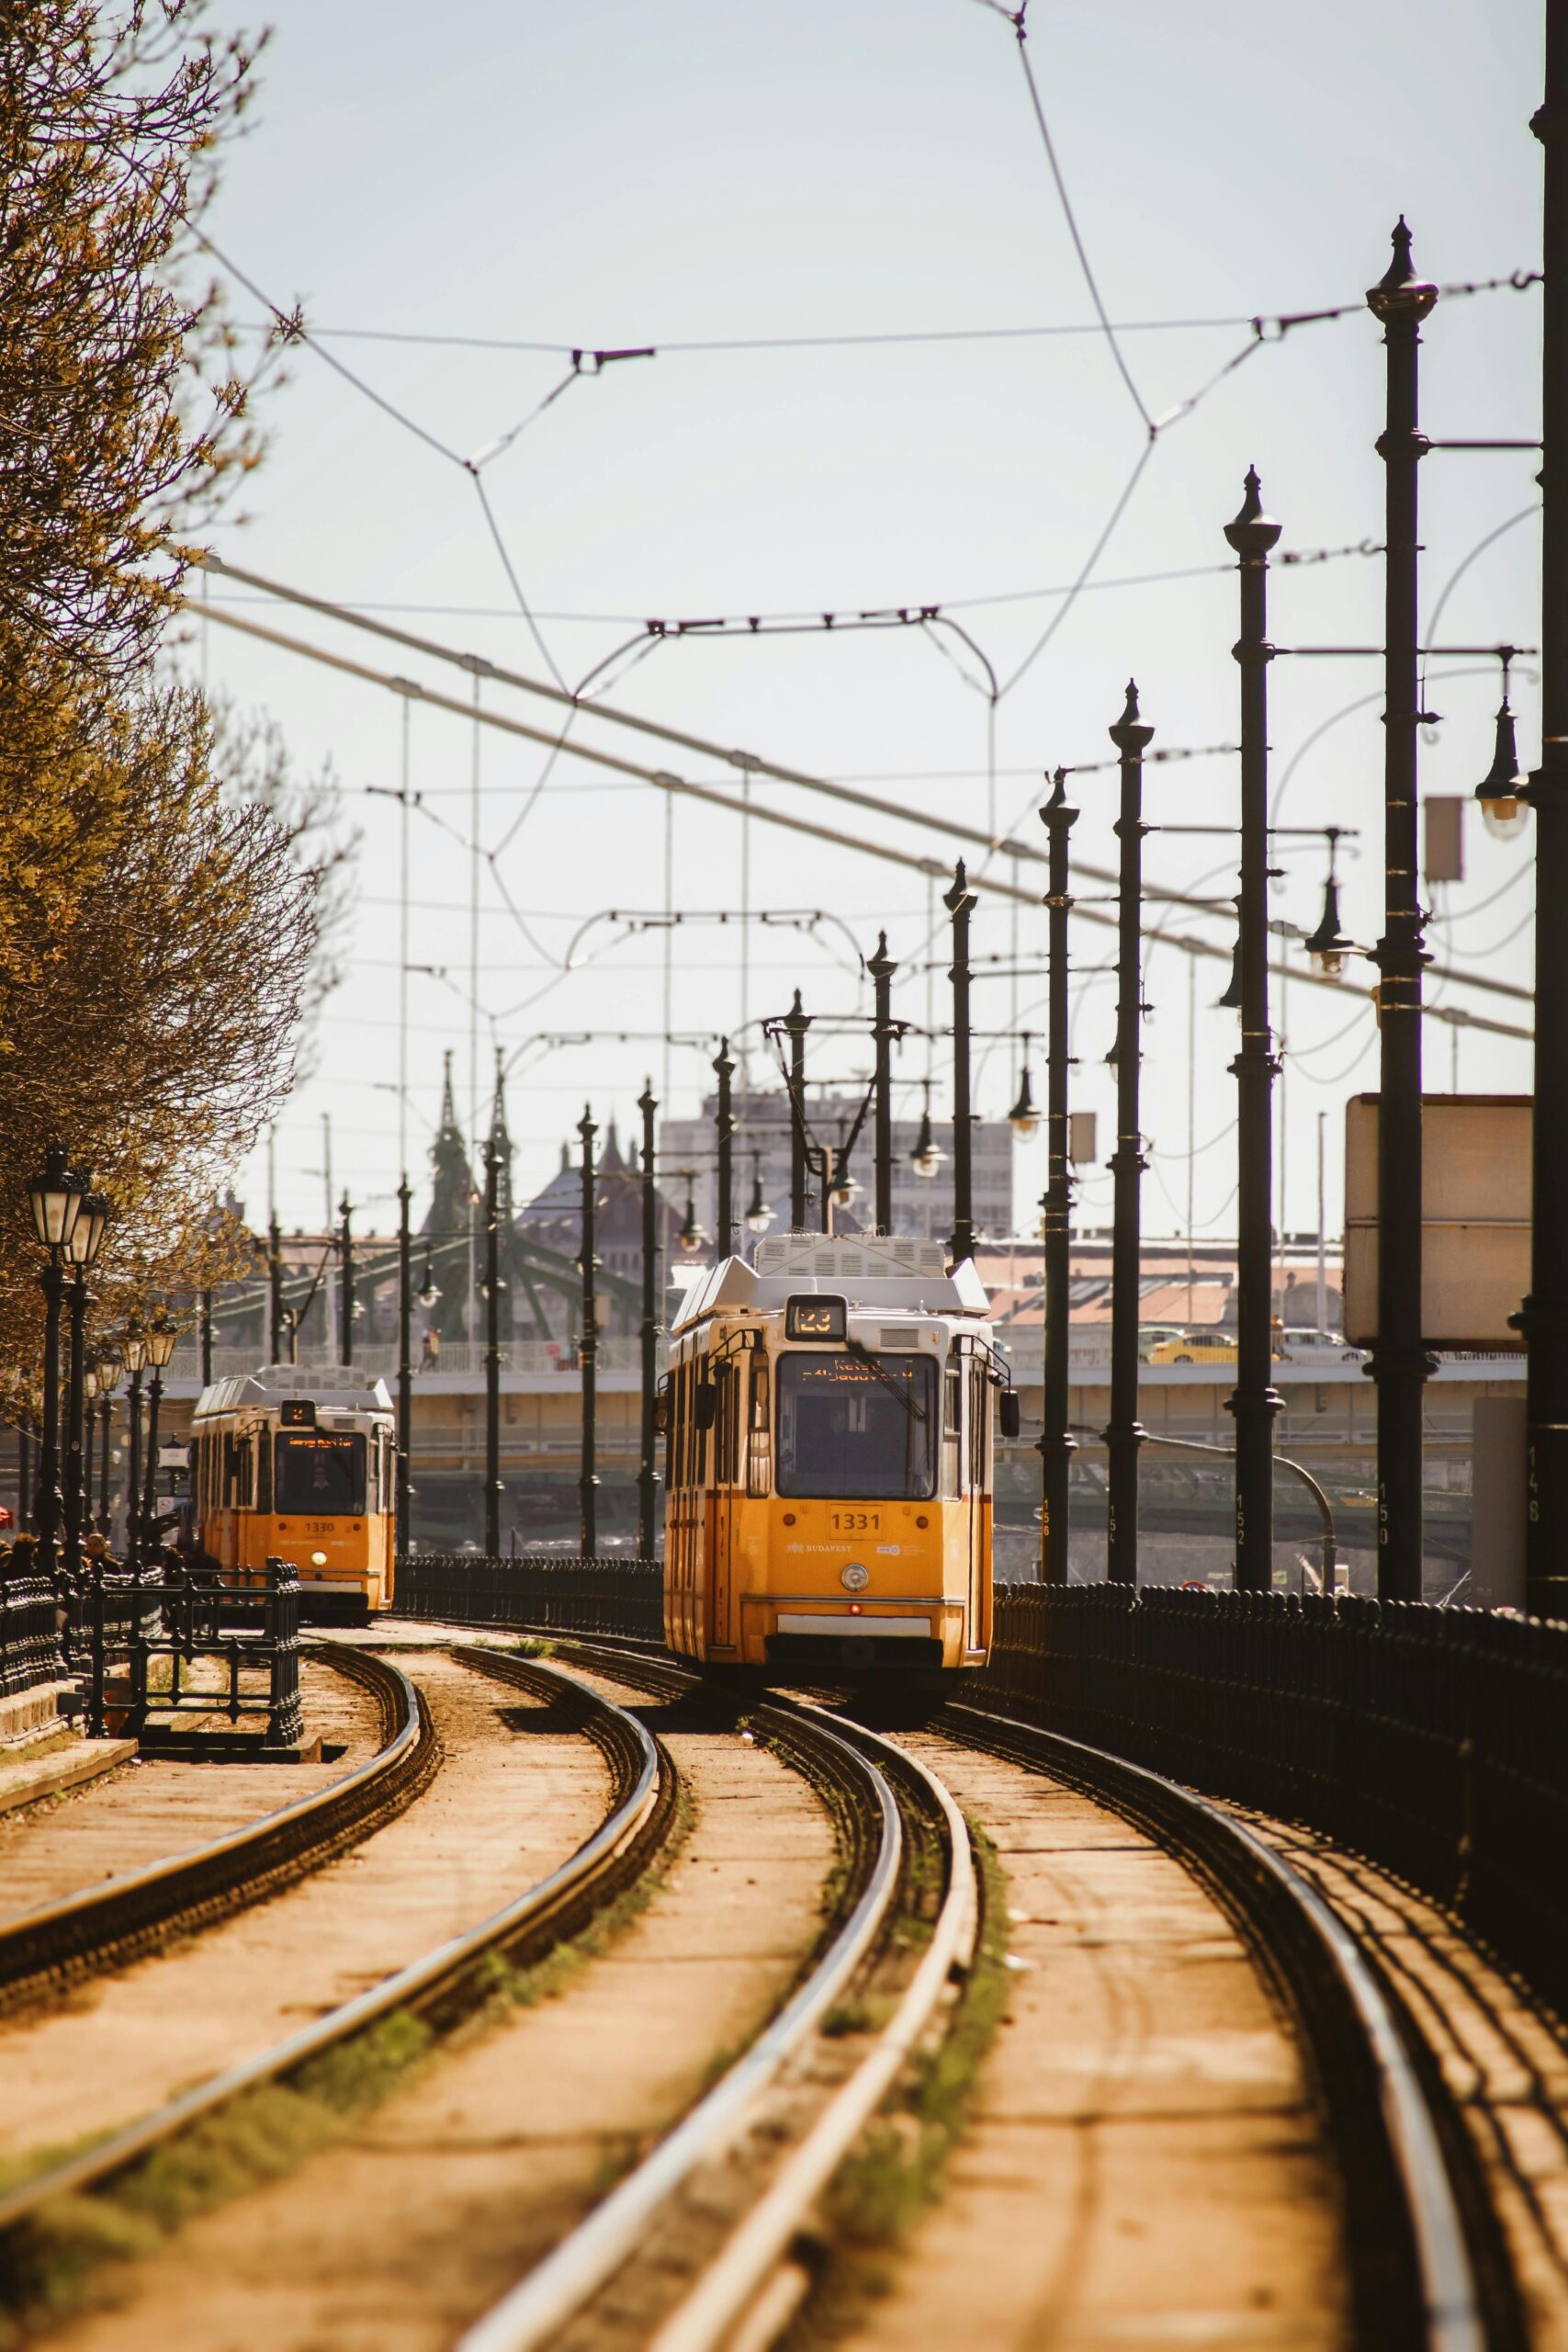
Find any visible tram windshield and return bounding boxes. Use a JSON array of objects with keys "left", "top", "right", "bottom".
[
  {"left": 275, "top": 1431, "right": 367, "bottom": 1516},
  {"left": 775, "top": 1351, "right": 937, "bottom": 1499}
]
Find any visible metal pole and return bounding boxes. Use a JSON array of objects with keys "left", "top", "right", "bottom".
[
  {"left": 1225, "top": 469, "right": 1285, "bottom": 1592},
  {"left": 36, "top": 1261, "right": 64, "bottom": 1591},
  {"left": 397, "top": 1174, "right": 413, "bottom": 1559},
  {"left": 62, "top": 1270, "right": 87, "bottom": 1592},
  {"left": 784, "top": 991, "right": 809, "bottom": 1231},
  {"left": 18, "top": 1425, "right": 29, "bottom": 1538},
  {"left": 339, "top": 1193, "right": 354, "bottom": 1369},
  {"left": 714, "top": 1038, "right": 735, "bottom": 1261},
  {"left": 1105, "top": 682, "right": 1154, "bottom": 1585},
  {"left": 637, "top": 1080, "right": 661, "bottom": 1562},
  {"left": 141, "top": 1367, "right": 163, "bottom": 1562},
  {"left": 199, "top": 1284, "right": 213, "bottom": 1388},
  {"left": 1523, "top": 34, "right": 1568, "bottom": 1617},
  {"left": 578, "top": 1106, "right": 599, "bottom": 1556},
  {"left": 268, "top": 1210, "right": 284, "bottom": 1363},
  {"left": 97, "top": 1394, "right": 111, "bottom": 1536},
  {"left": 946, "top": 862, "right": 977, "bottom": 1264},
  {"left": 869, "top": 933, "right": 897, "bottom": 1234},
  {"left": 483, "top": 1141, "right": 502, "bottom": 1555},
  {"left": 1040, "top": 769, "right": 1078, "bottom": 1583},
  {"left": 124, "top": 1364, "right": 142, "bottom": 1575},
  {"left": 1366, "top": 220, "right": 1438, "bottom": 1601}
]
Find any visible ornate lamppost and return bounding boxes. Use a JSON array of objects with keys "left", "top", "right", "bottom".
[
  {"left": 140, "top": 1315, "right": 176, "bottom": 1563},
  {"left": 1104, "top": 683, "right": 1155, "bottom": 1586},
  {"left": 339, "top": 1193, "right": 355, "bottom": 1370},
  {"left": 783, "top": 992, "right": 811, "bottom": 1232},
  {"left": 1039, "top": 770, "right": 1078, "bottom": 1584},
  {"left": 1365, "top": 219, "right": 1438, "bottom": 1600},
  {"left": 396, "top": 1174, "right": 413, "bottom": 1558},
  {"left": 578, "top": 1108, "right": 600, "bottom": 1557},
  {"left": 868, "top": 933, "right": 898, "bottom": 1234},
  {"left": 1224, "top": 468, "right": 1285, "bottom": 1593},
  {"left": 482, "top": 1141, "right": 502, "bottom": 1555},
  {"left": 122, "top": 1321, "right": 146, "bottom": 1574},
  {"left": 637, "top": 1082, "right": 661, "bottom": 1563},
  {"left": 26, "top": 1142, "right": 84, "bottom": 1598},
  {"left": 714, "top": 1039, "right": 736, "bottom": 1261},
  {"left": 62, "top": 1189, "right": 111, "bottom": 1593},
  {"left": 945, "top": 863, "right": 977, "bottom": 1266},
  {"left": 94, "top": 1358, "right": 121, "bottom": 1536}
]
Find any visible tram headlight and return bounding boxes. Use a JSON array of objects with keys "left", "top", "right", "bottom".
[
  {"left": 840, "top": 1562, "right": 870, "bottom": 1591},
  {"left": 310, "top": 1549, "right": 328, "bottom": 1566}
]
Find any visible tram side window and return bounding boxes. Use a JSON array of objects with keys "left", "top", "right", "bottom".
[
  {"left": 747, "top": 1355, "right": 772, "bottom": 1499},
  {"left": 256, "top": 1430, "right": 273, "bottom": 1515},
  {"left": 715, "top": 1362, "right": 737, "bottom": 1487},
  {"left": 942, "top": 1360, "right": 962, "bottom": 1497},
  {"left": 968, "top": 1364, "right": 988, "bottom": 1492}
]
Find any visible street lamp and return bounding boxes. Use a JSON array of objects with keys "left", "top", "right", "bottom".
[
  {"left": 63, "top": 1188, "right": 111, "bottom": 1593},
  {"left": 122, "top": 1319, "right": 146, "bottom": 1575},
  {"left": 25, "top": 1140, "right": 83, "bottom": 1603},
  {"left": 745, "top": 1156, "right": 775, "bottom": 1237},
  {"left": 910, "top": 1080, "right": 945, "bottom": 1180},
  {"left": 418, "top": 1248, "right": 441, "bottom": 1309},
  {"left": 141, "top": 1314, "right": 175, "bottom": 1563},
  {"left": 1008, "top": 1041, "right": 1040, "bottom": 1140},
  {"left": 1476, "top": 652, "right": 1531, "bottom": 841},
  {"left": 1304, "top": 830, "right": 1357, "bottom": 976},
  {"left": 677, "top": 1173, "right": 705, "bottom": 1255},
  {"left": 637, "top": 1080, "right": 662, "bottom": 1563},
  {"left": 94, "top": 1356, "right": 121, "bottom": 1537},
  {"left": 1104, "top": 679, "right": 1155, "bottom": 1589},
  {"left": 578, "top": 1106, "right": 601, "bottom": 1557}
]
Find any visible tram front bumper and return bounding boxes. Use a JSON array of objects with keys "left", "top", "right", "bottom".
[{"left": 766, "top": 1610, "right": 943, "bottom": 1671}]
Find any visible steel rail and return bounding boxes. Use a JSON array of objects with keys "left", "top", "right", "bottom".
[
  {"left": 456, "top": 1671, "right": 908, "bottom": 2352},
  {"left": 0, "top": 1645, "right": 434, "bottom": 2016},
  {"left": 0, "top": 1650, "right": 664, "bottom": 2249},
  {"left": 937, "top": 1699, "right": 1490, "bottom": 2352},
  {"left": 648, "top": 1710, "right": 977, "bottom": 2352}
]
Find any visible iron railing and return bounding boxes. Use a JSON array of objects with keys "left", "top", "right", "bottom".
[
  {"left": 0, "top": 1565, "right": 62, "bottom": 1699},
  {"left": 400, "top": 1553, "right": 663, "bottom": 1642}
]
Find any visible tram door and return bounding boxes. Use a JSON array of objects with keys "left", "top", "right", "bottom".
[
  {"left": 964, "top": 1355, "right": 988, "bottom": 1646},
  {"left": 706, "top": 1360, "right": 739, "bottom": 1654}
]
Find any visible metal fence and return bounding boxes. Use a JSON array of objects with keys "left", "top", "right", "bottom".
[
  {"left": 400, "top": 1555, "right": 1568, "bottom": 2019},
  {"left": 0, "top": 1565, "right": 62, "bottom": 1699},
  {"left": 400, "top": 1553, "right": 664, "bottom": 1642}
]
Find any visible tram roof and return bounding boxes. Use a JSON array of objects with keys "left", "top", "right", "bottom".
[
  {"left": 671, "top": 1235, "right": 990, "bottom": 1333},
  {"left": 193, "top": 1363, "right": 393, "bottom": 1418}
]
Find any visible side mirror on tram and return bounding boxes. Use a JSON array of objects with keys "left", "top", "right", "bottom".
[
  {"left": 998, "top": 1390, "right": 1021, "bottom": 1440},
  {"left": 694, "top": 1380, "right": 718, "bottom": 1432}
]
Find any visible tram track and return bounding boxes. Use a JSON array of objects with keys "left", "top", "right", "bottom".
[
  {"left": 0, "top": 1644, "right": 435, "bottom": 2019},
  {"left": 0, "top": 1649, "right": 671, "bottom": 2322},
  {"left": 462, "top": 1629, "right": 1516, "bottom": 2351},
  {"left": 931, "top": 1697, "right": 1504, "bottom": 2352},
  {"left": 446, "top": 1637, "right": 976, "bottom": 2352}
]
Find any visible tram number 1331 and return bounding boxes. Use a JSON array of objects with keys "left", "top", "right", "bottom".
[{"left": 830, "top": 1510, "right": 880, "bottom": 1532}]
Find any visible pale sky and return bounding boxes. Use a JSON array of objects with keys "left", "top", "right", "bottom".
[{"left": 193, "top": 0, "right": 1543, "bottom": 1244}]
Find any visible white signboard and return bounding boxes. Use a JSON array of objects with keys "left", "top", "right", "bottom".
[{"left": 1343, "top": 1093, "right": 1529, "bottom": 1351}]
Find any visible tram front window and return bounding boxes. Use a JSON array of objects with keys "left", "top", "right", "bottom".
[
  {"left": 275, "top": 1432, "right": 367, "bottom": 1515},
  {"left": 775, "top": 1352, "right": 936, "bottom": 1499}
]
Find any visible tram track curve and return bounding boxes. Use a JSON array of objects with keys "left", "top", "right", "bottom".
[
  {"left": 454, "top": 1639, "right": 975, "bottom": 2352},
  {"left": 450, "top": 1627, "right": 1507, "bottom": 2352},
  {"left": 0, "top": 1649, "right": 670, "bottom": 2306},
  {"left": 0, "top": 1644, "right": 436, "bottom": 2019}
]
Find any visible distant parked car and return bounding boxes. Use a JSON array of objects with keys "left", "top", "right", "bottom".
[
  {"left": 1277, "top": 1327, "right": 1363, "bottom": 1363},
  {"left": 1147, "top": 1329, "right": 1240, "bottom": 1365}
]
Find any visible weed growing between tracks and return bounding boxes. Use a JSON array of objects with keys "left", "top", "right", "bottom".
[
  {"left": 791, "top": 1822, "right": 1010, "bottom": 2340},
  {"left": 0, "top": 1776, "right": 694, "bottom": 2342}
]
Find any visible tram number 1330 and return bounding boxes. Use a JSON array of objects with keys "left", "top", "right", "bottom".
[{"left": 830, "top": 1510, "right": 880, "bottom": 1532}]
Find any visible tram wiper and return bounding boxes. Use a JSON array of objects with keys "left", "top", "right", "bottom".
[{"left": 844, "top": 1338, "right": 928, "bottom": 1422}]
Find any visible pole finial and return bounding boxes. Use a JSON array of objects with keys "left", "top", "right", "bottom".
[
  {"left": 1224, "top": 466, "right": 1282, "bottom": 559},
  {"left": 1108, "top": 679, "right": 1155, "bottom": 755},
  {"left": 1368, "top": 214, "right": 1437, "bottom": 320}
]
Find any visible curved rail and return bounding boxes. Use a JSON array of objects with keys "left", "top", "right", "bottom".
[
  {"left": 456, "top": 1674, "right": 909, "bottom": 2352},
  {"left": 457, "top": 1645, "right": 975, "bottom": 2352},
  {"left": 939, "top": 1700, "right": 1489, "bottom": 2352},
  {"left": 0, "top": 1644, "right": 435, "bottom": 2016},
  {"left": 0, "top": 1651, "right": 666, "bottom": 2251}
]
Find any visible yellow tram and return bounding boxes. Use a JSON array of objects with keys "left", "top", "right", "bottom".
[
  {"left": 189, "top": 1364, "right": 397, "bottom": 1621},
  {"left": 660, "top": 1235, "right": 1016, "bottom": 1682}
]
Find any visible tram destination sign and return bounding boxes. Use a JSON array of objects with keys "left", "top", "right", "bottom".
[
  {"left": 1342, "top": 1093, "right": 1529, "bottom": 1351},
  {"left": 785, "top": 1295, "right": 847, "bottom": 1341}
]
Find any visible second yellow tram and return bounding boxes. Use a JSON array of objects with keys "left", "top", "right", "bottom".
[
  {"left": 189, "top": 1364, "right": 397, "bottom": 1621},
  {"left": 660, "top": 1234, "right": 1015, "bottom": 1682}
]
